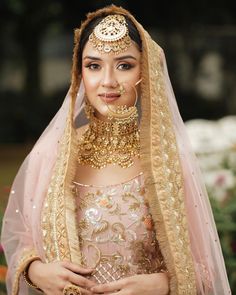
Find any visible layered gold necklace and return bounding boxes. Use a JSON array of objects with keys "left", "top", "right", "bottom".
[{"left": 77, "top": 112, "right": 140, "bottom": 169}]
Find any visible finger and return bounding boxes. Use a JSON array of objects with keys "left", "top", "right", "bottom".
[
  {"left": 69, "top": 272, "right": 96, "bottom": 289},
  {"left": 78, "top": 287, "right": 94, "bottom": 295},
  {"left": 90, "top": 279, "right": 124, "bottom": 293},
  {"left": 61, "top": 261, "right": 94, "bottom": 274}
]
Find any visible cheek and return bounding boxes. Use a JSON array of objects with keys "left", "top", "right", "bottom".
[
  {"left": 82, "top": 71, "right": 100, "bottom": 93},
  {"left": 123, "top": 67, "right": 141, "bottom": 86},
  {"left": 123, "top": 69, "right": 141, "bottom": 91},
  {"left": 122, "top": 71, "right": 141, "bottom": 106}
]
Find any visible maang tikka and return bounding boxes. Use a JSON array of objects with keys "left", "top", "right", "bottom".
[{"left": 89, "top": 14, "right": 132, "bottom": 55}]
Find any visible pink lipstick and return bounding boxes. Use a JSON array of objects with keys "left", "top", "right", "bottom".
[{"left": 98, "top": 92, "right": 121, "bottom": 103}]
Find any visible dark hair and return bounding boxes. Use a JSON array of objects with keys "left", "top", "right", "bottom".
[{"left": 77, "top": 14, "right": 142, "bottom": 74}]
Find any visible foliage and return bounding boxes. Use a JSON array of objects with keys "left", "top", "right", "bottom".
[{"left": 208, "top": 149, "right": 236, "bottom": 291}]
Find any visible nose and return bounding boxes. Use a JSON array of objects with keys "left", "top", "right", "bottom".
[{"left": 101, "top": 67, "right": 118, "bottom": 88}]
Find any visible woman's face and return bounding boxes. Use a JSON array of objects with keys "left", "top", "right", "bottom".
[{"left": 82, "top": 40, "right": 141, "bottom": 121}]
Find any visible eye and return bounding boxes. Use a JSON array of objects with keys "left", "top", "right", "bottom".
[
  {"left": 117, "top": 63, "right": 133, "bottom": 70},
  {"left": 85, "top": 63, "right": 101, "bottom": 70}
]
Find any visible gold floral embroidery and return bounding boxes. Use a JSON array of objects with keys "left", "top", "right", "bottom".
[
  {"left": 108, "top": 203, "right": 125, "bottom": 218},
  {"left": 139, "top": 32, "right": 197, "bottom": 294},
  {"left": 97, "top": 194, "right": 114, "bottom": 209},
  {"left": 129, "top": 202, "right": 140, "bottom": 210},
  {"left": 74, "top": 175, "right": 166, "bottom": 283},
  {"left": 41, "top": 96, "right": 81, "bottom": 264},
  {"left": 78, "top": 218, "right": 90, "bottom": 232},
  {"left": 78, "top": 192, "right": 95, "bottom": 210},
  {"left": 92, "top": 220, "right": 109, "bottom": 235},
  {"left": 129, "top": 239, "right": 167, "bottom": 273}
]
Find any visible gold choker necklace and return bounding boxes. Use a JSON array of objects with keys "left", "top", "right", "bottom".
[{"left": 77, "top": 113, "right": 140, "bottom": 169}]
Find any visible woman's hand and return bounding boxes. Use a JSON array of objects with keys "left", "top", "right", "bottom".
[
  {"left": 90, "top": 272, "right": 169, "bottom": 295},
  {"left": 28, "top": 260, "right": 96, "bottom": 295}
]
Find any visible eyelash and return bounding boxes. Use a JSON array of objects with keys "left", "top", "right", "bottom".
[
  {"left": 85, "top": 63, "right": 100, "bottom": 70},
  {"left": 118, "top": 63, "right": 133, "bottom": 70},
  {"left": 84, "top": 63, "right": 134, "bottom": 71}
]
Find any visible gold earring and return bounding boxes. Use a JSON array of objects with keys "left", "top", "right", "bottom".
[{"left": 84, "top": 96, "right": 94, "bottom": 119}]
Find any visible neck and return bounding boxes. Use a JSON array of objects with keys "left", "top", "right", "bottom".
[{"left": 77, "top": 111, "right": 140, "bottom": 169}]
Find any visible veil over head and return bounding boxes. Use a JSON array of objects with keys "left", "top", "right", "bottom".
[{"left": 1, "top": 5, "right": 231, "bottom": 295}]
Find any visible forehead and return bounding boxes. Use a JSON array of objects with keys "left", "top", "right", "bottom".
[{"left": 82, "top": 41, "right": 141, "bottom": 60}]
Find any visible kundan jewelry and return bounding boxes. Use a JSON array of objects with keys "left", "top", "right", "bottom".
[
  {"left": 89, "top": 14, "right": 132, "bottom": 55},
  {"left": 77, "top": 111, "right": 140, "bottom": 169}
]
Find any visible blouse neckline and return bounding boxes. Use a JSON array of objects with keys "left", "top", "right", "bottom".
[{"left": 73, "top": 172, "right": 143, "bottom": 188}]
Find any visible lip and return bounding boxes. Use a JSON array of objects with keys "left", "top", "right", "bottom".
[{"left": 98, "top": 93, "right": 121, "bottom": 102}]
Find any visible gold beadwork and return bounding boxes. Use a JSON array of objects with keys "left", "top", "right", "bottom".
[
  {"left": 23, "top": 264, "right": 42, "bottom": 292},
  {"left": 77, "top": 111, "right": 140, "bottom": 169},
  {"left": 63, "top": 284, "right": 82, "bottom": 295},
  {"left": 89, "top": 14, "right": 132, "bottom": 54},
  {"left": 84, "top": 98, "right": 95, "bottom": 119},
  {"left": 107, "top": 105, "right": 138, "bottom": 121},
  {"left": 41, "top": 99, "right": 81, "bottom": 264}
]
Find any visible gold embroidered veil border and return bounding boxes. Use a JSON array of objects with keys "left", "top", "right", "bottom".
[{"left": 41, "top": 5, "right": 197, "bottom": 295}]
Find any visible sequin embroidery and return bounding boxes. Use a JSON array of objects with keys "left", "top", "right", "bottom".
[{"left": 73, "top": 174, "right": 166, "bottom": 283}]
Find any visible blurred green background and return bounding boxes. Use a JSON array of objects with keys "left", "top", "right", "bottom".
[{"left": 0, "top": 0, "right": 236, "bottom": 293}]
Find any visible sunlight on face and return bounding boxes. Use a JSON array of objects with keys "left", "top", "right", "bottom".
[{"left": 82, "top": 41, "right": 141, "bottom": 121}]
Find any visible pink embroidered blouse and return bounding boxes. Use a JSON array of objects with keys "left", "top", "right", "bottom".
[{"left": 73, "top": 173, "right": 166, "bottom": 284}]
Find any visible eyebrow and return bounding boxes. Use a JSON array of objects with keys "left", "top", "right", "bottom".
[{"left": 83, "top": 55, "right": 137, "bottom": 61}]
